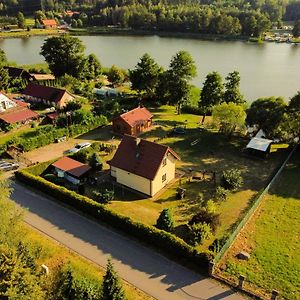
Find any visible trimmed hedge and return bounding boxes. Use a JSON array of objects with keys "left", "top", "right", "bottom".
[
  {"left": 0, "top": 116, "right": 107, "bottom": 155},
  {"left": 16, "top": 168, "right": 213, "bottom": 273}
]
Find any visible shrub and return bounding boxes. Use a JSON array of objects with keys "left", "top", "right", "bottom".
[
  {"left": 189, "top": 209, "right": 220, "bottom": 233},
  {"left": 221, "top": 168, "right": 243, "bottom": 191},
  {"left": 90, "top": 153, "right": 103, "bottom": 170},
  {"left": 156, "top": 208, "right": 174, "bottom": 232},
  {"left": 215, "top": 186, "right": 229, "bottom": 202},
  {"left": 209, "top": 236, "right": 229, "bottom": 253},
  {"left": 188, "top": 223, "right": 212, "bottom": 246},
  {"left": 204, "top": 199, "right": 217, "bottom": 213},
  {"left": 93, "top": 190, "right": 114, "bottom": 204}
]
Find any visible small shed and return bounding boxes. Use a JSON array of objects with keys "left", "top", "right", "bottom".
[
  {"left": 51, "top": 157, "right": 91, "bottom": 185},
  {"left": 246, "top": 137, "right": 273, "bottom": 157}
]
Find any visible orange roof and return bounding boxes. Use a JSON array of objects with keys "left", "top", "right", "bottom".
[
  {"left": 109, "top": 135, "right": 180, "bottom": 180},
  {"left": 117, "top": 107, "right": 153, "bottom": 127},
  {"left": 52, "top": 157, "right": 91, "bottom": 178},
  {"left": 0, "top": 107, "right": 38, "bottom": 124},
  {"left": 42, "top": 19, "right": 57, "bottom": 26}
]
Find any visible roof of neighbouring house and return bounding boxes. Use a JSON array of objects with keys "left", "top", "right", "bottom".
[
  {"left": 115, "top": 107, "right": 153, "bottom": 127},
  {"left": 30, "top": 73, "right": 55, "bottom": 81},
  {"left": 42, "top": 19, "right": 57, "bottom": 26},
  {"left": 0, "top": 106, "right": 38, "bottom": 124},
  {"left": 4, "top": 66, "right": 32, "bottom": 79},
  {"left": 23, "top": 83, "right": 73, "bottom": 104},
  {"left": 109, "top": 135, "right": 180, "bottom": 180},
  {"left": 52, "top": 157, "right": 92, "bottom": 178},
  {"left": 246, "top": 137, "right": 273, "bottom": 152}
]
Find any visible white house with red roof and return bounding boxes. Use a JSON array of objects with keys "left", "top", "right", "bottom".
[
  {"left": 0, "top": 93, "right": 39, "bottom": 126},
  {"left": 109, "top": 135, "right": 180, "bottom": 196},
  {"left": 112, "top": 106, "right": 153, "bottom": 136}
]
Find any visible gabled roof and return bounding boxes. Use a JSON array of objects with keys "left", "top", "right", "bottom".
[
  {"left": 42, "top": 19, "right": 57, "bottom": 26},
  {"left": 0, "top": 107, "right": 38, "bottom": 124},
  {"left": 246, "top": 137, "right": 273, "bottom": 152},
  {"left": 52, "top": 157, "right": 91, "bottom": 178},
  {"left": 4, "top": 67, "right": 32, "bottom": 79},
  {"left": 30, "top": 73, "right": 55, "bottom": 81},
  {"left": 109, "top": 135, "right": 180, "bottom": 180},
  {"left": 116, "top": 107, "right": 153, "bottom": 127},
  {"left": 23, "top": 83, "right": 72, "bottom": 104}
]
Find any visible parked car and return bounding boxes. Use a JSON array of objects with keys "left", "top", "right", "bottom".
[
  {"left": 0, "top": 162, "right": 19, "bottom": 171},
  {"left": 67, "top": 142, "right": 91, "bottom": 154}
]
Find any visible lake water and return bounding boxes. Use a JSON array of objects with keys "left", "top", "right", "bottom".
[{"left": 0, "top": 35, "right": 300, "bottom": 101}]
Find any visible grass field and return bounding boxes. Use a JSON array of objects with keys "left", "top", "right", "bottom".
[
  {"left": 99, "top": 106, "right": 288, "bottom": 251},
  {"left": 0, "top": 28, "right": 63, "bottom": 38},
  {"left": 23, "top": 217, "right": 152, "bottom": 300},
  {"left": 217, "top": 149, "right": 300, "bottom": 299}
]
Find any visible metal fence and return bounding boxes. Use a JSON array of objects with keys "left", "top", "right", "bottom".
[{"left": 213, "top": 145, "right": 298, "bottom": 265}]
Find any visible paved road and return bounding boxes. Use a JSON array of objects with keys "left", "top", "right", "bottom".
[{"left": 11, "top": 181, "right": 244, "bottom": 300}]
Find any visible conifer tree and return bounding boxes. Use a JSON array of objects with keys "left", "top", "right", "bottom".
[
  {"left": 101, "top": 258, "right": 125, "bottom": 300},
  {"left": 156, "top": 208, "right": 174, "bottom": 232}
]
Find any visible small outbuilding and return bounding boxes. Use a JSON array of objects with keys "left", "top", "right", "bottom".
[
  {"left": 51, "top": 157, "right": 91, "bottom": 185},
  {"left": 246, "top": 137, "right": 273, "bottom": 158},
  {"left": 112, "top": 106, "right": 153, "bottom": 136},
  {"left": 42, "top": 19, "right": 58, "bottom": 29}
]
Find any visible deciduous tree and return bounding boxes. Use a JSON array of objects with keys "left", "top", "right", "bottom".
[
  {"left": 129, "top": 53, "right": 162, "bottom": 99},
  {"left": 199, "top": 71, "right": 224, "bottom": 122},
  {"left": 212, "top": 102, "right": 246, "bottom": 136},
  {"left": 40, "top": 35, "right": 86, "bottom": 78},
  {"left": 224, "top": 71, "right": 245, "bottom": 104}
]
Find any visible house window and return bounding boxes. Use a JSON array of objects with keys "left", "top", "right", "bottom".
[
  {"left": 162, "top": 158, "right": 167, "bottom": 167},
  {"left": 162, "top": 174, "right": 166, "bottom": 182}
]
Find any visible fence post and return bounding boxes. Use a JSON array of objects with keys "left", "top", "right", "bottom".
[
  {"left": 208, "top": 262, "right": 215, "bottom": 276},
  {"left": 238, "top": 275, "right": 245, "bottom": 289},
  {"left": 271, "top": 290, "right": 279, "bottom": 300}
]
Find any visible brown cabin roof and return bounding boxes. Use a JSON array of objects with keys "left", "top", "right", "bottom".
[
  {"left": 117, "top": 107, "right": 153, "bottom": 127},
  {"left": 0, "top": 106, "right": 38, "bottom": 124},
  {"left": 23, "top": 83, "right": 72, "bottom": 104},
  {"left": 42, "top": 19, "right": 57, "bottom": 26},
  {"left": 52, "top": 157, "right": 91, "bottom": 178},
  {"left": 109, "top": 135, "right": 180, "bottom": 180}
]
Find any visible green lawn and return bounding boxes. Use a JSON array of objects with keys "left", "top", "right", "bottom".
[
  {"left": 219, "top": 150, "right": 300, "bottom": 299},
  {"left": 0, "top": 126, "right": 36, "bottom": 145},
  {"left": 99, "top": 106, "right": 288, "bottom": 251}
]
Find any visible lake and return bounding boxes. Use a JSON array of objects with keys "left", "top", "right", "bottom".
[{"left": 0, "top": 35, "right": 300, "bottom": 101}]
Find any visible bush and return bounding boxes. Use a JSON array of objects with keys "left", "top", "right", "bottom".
[
  {"left": 215, "top": 186, "right": 229, "bottom": 202},
  {"left": 93, "top": 190, "right": 114, "bottom": 204},
  {"left": 16, "top": 167, "right": 213, "bottom": 273},
  {"left": 189, "top": 209, "right": 220, "bottom": 233},
  {"left": 90, "top": 153, "right": 103, "bottom": 170},
  {"left": 188, "top": 223, "right": 212, "bottom": 246},
  {"left": 221, "top": 168, "right": 243, "bottom": 191}
]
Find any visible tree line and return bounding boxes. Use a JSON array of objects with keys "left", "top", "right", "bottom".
[{"left": 1, "top": 0, "right": 300, "bottom": 37}]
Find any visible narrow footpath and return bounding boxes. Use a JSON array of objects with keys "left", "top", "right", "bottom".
[{"left": 11, "top": 181, "right": 244, "bottom": 300}]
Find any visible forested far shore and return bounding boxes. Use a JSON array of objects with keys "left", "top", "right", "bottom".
[{"left": 0, "top": 0, "right": 300, "bottom": 37}]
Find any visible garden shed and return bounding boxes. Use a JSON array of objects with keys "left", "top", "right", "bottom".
[
  {"left": 51, "top": 157, "right": 91, "bottom": 185},
  {"left": 246, "top": 137, "right": 273, "bottom": 157}
]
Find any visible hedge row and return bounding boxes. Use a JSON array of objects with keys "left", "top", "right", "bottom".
[
  {"left": 0, "top": 115, "right": 108, "bottom": 154},
  {"left": 16, "top": 169, "right": 213, "bottom": 273}
]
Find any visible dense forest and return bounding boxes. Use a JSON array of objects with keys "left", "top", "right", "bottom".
[{"left": 0, "top": 0, "right": 300, "bottom": 36}]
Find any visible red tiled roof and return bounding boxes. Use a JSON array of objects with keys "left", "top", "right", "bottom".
[
  {"left": 47, "top": 112, "right": 59, "bottom": 120},
  {"left": 118, "top": 107, "right": 153, "bottom": 127},
  {"left": 109, "top": 135, "right": 180, "bottom": 180},
  {"left": 23, "top": 83, "right": 71, "bottom": 104},
  {"left": 42, "top": 19, "right": 57, "bottom": 26},
  {"left": 13, "top": 100, "right": 29, "bottom": 107},
  {"left": 0, "top": 107, "right": 38, "bottom": 124},
  {"left": 52, "top": 157, "right": 91, "bottom": 178}
]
